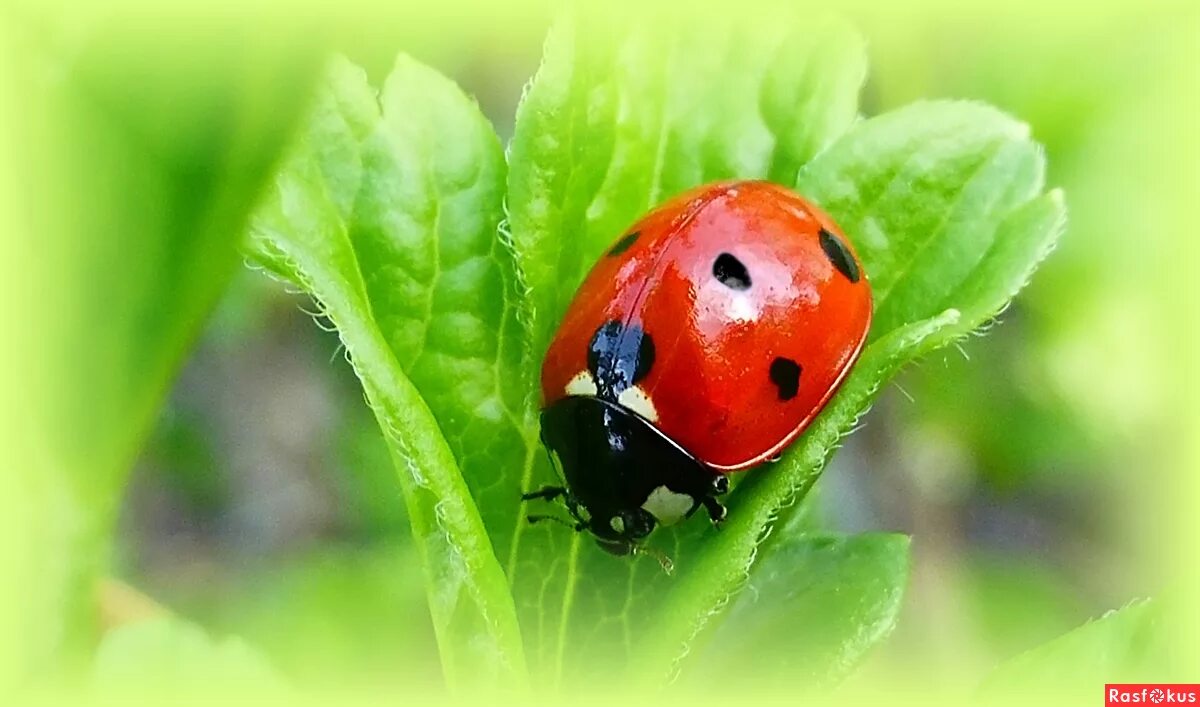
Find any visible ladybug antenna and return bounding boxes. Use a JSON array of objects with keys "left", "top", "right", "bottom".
[{"left": 636, "top": 545, "right": 675, "bottom": 575}]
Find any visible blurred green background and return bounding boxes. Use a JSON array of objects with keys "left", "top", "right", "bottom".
[{"left": 1, "top": 0, "right": 1196, "bottom": 700}]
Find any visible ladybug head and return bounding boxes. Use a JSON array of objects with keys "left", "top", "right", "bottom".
[
  {"left": 536, "top": 396, "right": 709, "bottom": 575},
  {"left": 589, "top": 507, "right": 656, "bottom": 555}
]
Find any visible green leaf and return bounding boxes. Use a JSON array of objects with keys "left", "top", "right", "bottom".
[
  {"left": 246, "top": 56, "right": 527, "bottom": 690},
  {"left": 979, "top": 600, "right": 1169, "bottom": 701},
  {"left": 795, "top": 100, "right": 1053, "bottom": 339},
  {"left": 1, "top": 17, "right": 318, "bottom": 676},
  {"left": 92, "top": 617, "right": 282, "bottom": 695},
  {"left": 504, "top": 9, "right": 867, "bottom": 679},
  {"left": 684, "top": 533, "right": 910, "bottom": 689}
]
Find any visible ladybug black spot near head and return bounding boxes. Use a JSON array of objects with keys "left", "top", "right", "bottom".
[
  {"left": 713, "top": 252, "right": 751, "bottom": 290},
  {"left": 607, "top": 230, "right": 640, "bottom": 256},
  {"left": 587, "top": 320, "right": 656, "bottom": 401},
  {"left": 819, "top": 228, "right": 861, "bottom": 283},
  {"left": 769, "top": 357, "right": 802, "bottom": 401},
  {"left": 587, "top": 321, "right": 622, "bottom": 374}
]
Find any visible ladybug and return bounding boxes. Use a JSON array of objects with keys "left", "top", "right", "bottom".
[{"left": 523, "top": 180, "right": 872, "bottom": 560}]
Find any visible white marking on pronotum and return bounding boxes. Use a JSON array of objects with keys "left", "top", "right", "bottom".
[
  {"left": 641, "top": 486, "right": 694, "bottom": 526},
  {"left": 618, "top": 385, "right": 659, "bottom": 422},
  {"left": 565, "top": 370, "right": 598, "bottom": 396},
  {"left": 727, "top": 295, "right": 758, "bottom": 322}
]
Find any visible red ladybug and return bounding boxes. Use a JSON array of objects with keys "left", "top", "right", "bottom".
[{"left": 523, "top": 180, "right": 872, "bottom": 558}]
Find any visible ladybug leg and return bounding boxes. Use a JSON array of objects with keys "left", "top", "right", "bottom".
[
  {"left": 524, "top": 485, "right": 589, "bottom": 527},
  {"left": 563, "top": 496, "right": 586, "bottom": 524},
  {"left": 702, "top": 496, "right": 727, "bottom": 527},
  {"left": 527, "top": 514, "right": 587, "bottom": 533},
  {"left": 521, "top": 485, "right": 567, "bottom": 502}
]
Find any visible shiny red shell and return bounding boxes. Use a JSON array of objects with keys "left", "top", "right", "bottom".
[{"left": 540, "top": 180, "right": 873, "bottom": 471}]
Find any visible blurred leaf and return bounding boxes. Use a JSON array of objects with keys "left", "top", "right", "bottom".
[
  {"left": 196, "top": 547, "right": 438, "bottom": 690},
  {"left": 47, "top": 26, "right": 322, "bottom": 494},
  {"left": 504, "top": 8, "right": 868, "bottom": 679},
  {"left": 246, "top": 56, "right": 527, "bottom": 689},
  {"left": 685, "top": 533, "right": 910, "bottom": 689},
  {"left": 962, "top": 557, "right": 1090, "bottom": 663},
  {"left": 0, "top": 14, "right": 319, "bottom": 676},
  {"left": 980, "top": 599, "right": 1171, "bottom": 701},
  {"left": 92, "top": 616, "right": 282, "bottom": 694},
  {"left": 900, "top": 327, "right": 1100, "bottom": 491}
]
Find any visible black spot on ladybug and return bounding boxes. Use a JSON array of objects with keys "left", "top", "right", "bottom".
[
  {"left": 819, "top": 228, "right": 860, "bottom": 283},
  {"left": 588, "top": 320, "right": 656, "bottom": 401},
  {"left": 713, "top": 253, "right": 751, "bottom": 290},
  {"left": 607, "top": 230, "right": 640, "bottom": 256},
  {"left": 769, "top": 357, "right": 802, "bottom": 401}
]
